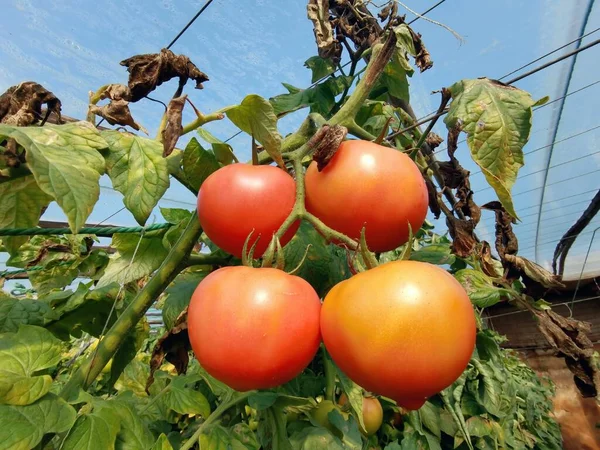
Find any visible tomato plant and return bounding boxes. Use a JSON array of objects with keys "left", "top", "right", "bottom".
[
  {"left": 187, "top": 266, "right": 321, "bottom": 391},
  {"left": 321, "top": 260, "right": 477, "bottom": 410},
  {"left": 305, "top": 139, "right": 428, "bottom": 251},
  {"left": 0, "top": 2, "right": 574, "bottom": 449},
  {"left": 197, "top": 164, "right": 300, "bottom": 258}
]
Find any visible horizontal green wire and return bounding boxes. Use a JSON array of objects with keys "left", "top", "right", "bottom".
[{"left": 0, "top": 222, "right": 172, "bottom": 237}]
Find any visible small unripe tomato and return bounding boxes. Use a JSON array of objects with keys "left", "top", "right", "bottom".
[{"left": 339, "top": 393, "right": 383, "bottom": 436}]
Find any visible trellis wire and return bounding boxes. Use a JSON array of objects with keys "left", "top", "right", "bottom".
[{"left": 0, "top": 222, "right": 171, "bottom": 237}]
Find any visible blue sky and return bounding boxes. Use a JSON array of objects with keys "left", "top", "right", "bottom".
[{"left": 1, "top": 0, "right": 599, "bottom": 280}]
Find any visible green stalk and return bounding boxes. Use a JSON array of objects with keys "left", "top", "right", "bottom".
[
  {"left": 322, "top": 346, "right": 336, "bottom": 401},
  {"left": 59, "top": 215, "right": 203, "bottom": 401},
  {"left": 180, "top": 391, "right": 256, "bottom": 450},
  {"left": 180, "top": 111, "right": 225, "bottom": 136}
]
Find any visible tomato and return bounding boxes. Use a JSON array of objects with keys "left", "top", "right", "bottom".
[
  {"left": 311, "top": 400, "right": 348, "bottom": 433},
  {"left": 320, "top": 260, "right": 476, "bottom": 410},
  {"left": 305, "top": 140, "right": 428, "bottom": 252},
  {"left": 187, "top": 266, "right": 322, "bottom": 391},
  {"left": 197, "top": 163, "right": 300, "bottom": 258},
  {"left": 339, "top": 393, "right": 383, "bottom": 436}
]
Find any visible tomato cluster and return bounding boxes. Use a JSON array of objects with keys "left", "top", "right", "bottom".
[{"left": 189, "top": 139, "right": 476, "bottom": 424}]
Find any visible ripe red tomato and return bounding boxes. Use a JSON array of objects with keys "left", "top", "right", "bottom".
[
  {"left": 320, "top": 260, "right": 476, "bottom": 410},
  {"left": 197, "top": 163, "right": 300, "bottom": 258},
  {"left": 305, "top": 140, "right": 428, "bottom": 252},
  {"left": 339, "top": 393, "right": 383, "bottom": 436},
  {"left": 187, "top": 266, "right": 322, "bottom": 391}
]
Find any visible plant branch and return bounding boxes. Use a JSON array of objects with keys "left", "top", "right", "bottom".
[
  {"left": 186, "top": 252, "right": 232, "bottom": 267},
  {"left": 180, "top": 391, "right": 256, "bottom": 450},
  {"left": 345, "top": 120, "right": 377, "bottom": 141},
  {"left": 409, "top": 89, "right": 451, "bottom": 159},
  {"left": 59, "top": 215, "right": 203, "bottom": 401},
  {"left": 181, "top": 111, "right": 225, "bottom": 136},
  {"left": 322, "top": 346, "right": 336, "bottom": 401}
]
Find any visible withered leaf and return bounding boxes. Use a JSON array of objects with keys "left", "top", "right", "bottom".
[
  {"left": 447, "top": 216, "right": 477, "bottom": 258},
  {"left": 89, "top": 99, "right": 147, "bottom": 134},
  {"left": 146, "top": 308, "right": 190, "bottom": 392},
  {"left": 0, "top": 82, "right": 62, "bottom": 126},
  {"left": 330, "top": 0, "right": 382, "bottom": 52},
  {"left": 409, "top": 28, "right": 433, "bottom": 72},
  {"left": 478, "top": 241, "right": 502, "bottom": 278},
  {"left": 424, "top": 176, "right": 441, "bottom": 219},
  {"left": 120, "top": 49, "right": 209, "bottom": 102},
  {"left": 307, "top": 0, "right": 342, "bottom": 63},
  {"left": 425, "top": 132, "right": 443, "bottom": 150},
  {"left": 504, "top": 254, "right": 565, "bottom": 289},
  {"left": 162, "top": 95, "right": 186, "bottom": 157},
  {"left": 99, "top": 84, "right": 131, "bottom": 101},
  {"left": 481, "top": 201, "right": 518, "bottom": 259},
  {"left": 531, "top": 307, "right": 599, "bottom": 398}
]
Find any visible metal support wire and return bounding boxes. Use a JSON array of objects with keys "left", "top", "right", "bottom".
[{"left": 569, "top": 226, "right": 600, "bottom": 316}]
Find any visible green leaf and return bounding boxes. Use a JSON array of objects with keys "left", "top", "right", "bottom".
[
  {"left": 162, "top": 270, "right": 208, "bottom": 330},
  {"left": 0, "top": 297, "right": 54, "bottom": 333},
  {"left": 165, "top": 376, "right": 211, "bottom": 418},
  {"left": 466, "top": 417, "right": 493, "bottom": 438},
  {"left": 410, "top": 244, "right": 456, "bottom": 265},
  {"left": 0, "top": 325, "right": 63, "bottom": 405},
  {"left": 0, "top": 393, "right": 76, "bottom": 450},
  {"left": 304, "top": 56, "right": 336, "bottom": 83},
  {"left": 110, "top": 319, "right": 149, "bottom": 388},
  {"left": 196, "top": 128, "right": 236, "bottom": 165},
  {"left": 6, "top": 121, "right": 106, "bottom": 232},
  {"left": 98, "top": 233, "right": 169, "bottom": 287},
  {"left": 102, "top": 130, "right": 169, "bottom": 225},
  {"left": 328, "top": 409, "right": 362, "bottom": 450},
  {"left": 384, "top": 441, "right": 402, "bottom": 450},
  {"left": 160, "top": 207, "right": 193, "bottom": 224},
  {"left": 225, "top": 95, "right": 283, "bottom": 167},
  {"left": 103, "top": 400, "right": 154, "bottom": 450},
  {"left": 230, "top": 423, "right": 260, "bottom": 450},
  {"left": 249, "top": 392, "right": 279, "bottom": 411},
  {"left": 334, "top": 364, "right": 366, "bottom": 433},
  {"left": 115, "top": 358, "right": 149, "bottom": 397},
  {"left": 0, "top": 175, "right": 53, "bottom": 254},
  {"left": 454, "top": 269, "right": 512, "bottom": 308},
  {"left": 289, "top": 427, "right": 344, "bottom": 450},
  {"left": 200, "top": 425, "right": 247, "bottom": 450},
  {"left": 283, "top": 221, "right": 351, "bottom": 297},
  {"left": 444, "top": 78, "right": 537, "bottom": 218},
  {"left": 379, "top": 52, "right": 411, "bottom": 102},
  {"left": 274, "top": 394, "right": 318, "bottom": 414},
  {"left": 420, "top": 401, "right": 442, "bottom": 439},
  {"left": 61, "top": 401, "right": 120, "bottom": 450},
  {"left": 150, "top": 434, "right": 174, "bottom": 450},
  {"left": 182, "top": 137, "right": 220, "bottom": 191}
]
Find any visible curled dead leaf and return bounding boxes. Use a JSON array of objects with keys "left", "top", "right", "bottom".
[
  {"left": 0, "top": 81, "right": 62, "bottom": 126},
  {"left": 162, "top": 95, "right": 186, "bottom": 157},
  {"left": 447, "top": 215, "right": 477, "bottom": 258},
  {"left": 309, "top": 124, "right": 347, "bottom": 171},
  {"left": 120, "top": 49, "right": 209, "bottom": 102},
  {"left": 504, "top": 254, "right": 565, "bottom": 289},
  {"left": 146, "top": 307, "right": 190, "bottom": 392},
  {"left": 89, "top": 99, "right": 147, "bottom": 134},
  {"left": 307, "top": 0, "right": 342, "bottom": 63}
]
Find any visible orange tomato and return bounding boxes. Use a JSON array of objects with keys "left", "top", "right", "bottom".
[
  {"left": 188, "top": 266, "right": 321, "bottom": 391},
  {"left": 305, "top": 140, "right": 428, "bottom": 252},
  {"left": 197, "top": 164, "right": 299, "bottom": 258},
  {"left": 321, "top": 260, "right": 476, "bottom": 410},
  {"left": 339, "top": 393, "right": 383, "bottom": 436}
]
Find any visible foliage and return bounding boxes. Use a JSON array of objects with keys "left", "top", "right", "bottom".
[{"left": 0, "top": 2, "right": 565, "bottom": 449}]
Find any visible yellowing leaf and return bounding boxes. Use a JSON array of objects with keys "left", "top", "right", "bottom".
[
  {"left": 444, "top": 78, "right": 537, "bottom": 218},
  {"left": 102, "top": 130, "right": 170, "bottom": 225}
]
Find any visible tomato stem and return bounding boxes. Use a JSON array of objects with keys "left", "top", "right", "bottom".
[
  {"left": 322, "top": 346, "right": 336, "bottom": 402},
  {"left": 59, "top": 214, "right": 203, "bottom": 401},
  {"left": 180, "top": 391, "right": 256, "bottom": 450}
]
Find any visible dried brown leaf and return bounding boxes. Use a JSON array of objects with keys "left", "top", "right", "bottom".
[
  {"left": 0, "top": 81, "right": 62, "bottom": 126},
  {"left": 310, "top": 124, "right": 347, "bottom": 171},
  {"left": 161, "top": 95, "right": 186, "bottom": 157},
  {"left": 409, "top": 28, "right": 433, "bottom": 72},
  {"left": 146, "top": 308, "right": 190, "bottom": 392},
  {"left": 481, "top": 201, "right": 518, "bottom": 259},
  {"left": 447, "top": 216, "right": 477, "bottom": 258},
  {"left": 99, "top": 84, "right": 131, "bottom": 101},
  {"left": 425, "top": 132, "right": 443, "bottom": 150},
  {"left": 307, "top": 0, "right": 342, "bottom": 63},
  {"left": 120, "top": 49, "right": 209, "bottom": 102},
  {"left": 478, "top": 241, "right": 501, "bottom": 278},
  {"left": 424, "top": 176, "right": 441, "bottom": 219},
  {"left": 89, "top": 99, "right": 147, "bottom": 134},
  {"left": 504, "top": 254, "right": 565, "bottom": 289}
]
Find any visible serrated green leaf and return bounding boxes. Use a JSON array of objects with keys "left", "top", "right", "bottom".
[
  {"left": 249, "top": 392, "right": 279, "bottom": 411},
  {"left": 454, "top": 269, "right": 512, "bottom": 308},
  {"left": 160, "top": 207, "right": 193, "bottom": 224},
  {"left": 225, "top": 95, "right": 283, "bottom": 167},
  {"left": 196, "top": 128, "right": 236, "bottom": 165},
  {"left": 304, "top": 56, "right": 336, "bottom": 83},
  {"left": 165, "top": 376, "right": 211, "bottom": 418},
  {"left": 103, "top": 400, "right": 154, "bottom": 450},
  {"left": 61, "top": 401, "right": 120, "bottom": 450},
  {"left": 0, "top": 175, "right": 52, "bottom": 254},
  {"left": 162, "top": 270, "right": 208, "bottom": 330},
  {"left": 0, "top": 393, "right": 76, "bottom": 450},
  {"left": 98, "top": 233, "right": 168, "bottom": 287},
  {"left": 115, "top": 359, "right": 149, "bottom": 397},
  {"left": 444, "top": 78, "right": 537, "bottom": 218},
  {"left": 6, "top": 121, "right": 106, "bottom": 232},
  {"left": 420, "top": 401, "right": 442, "bottom": 439},
  {"left": 200, "top": 425, "right": 248, "bottom": 450},
  {"left": 102, "top": 130, "right": 170, "bottom": 225},
  {"left": 274, "top": 394, "right": 318, "bottom": 414},
  {"left": 0, "top": 325, "right": 63, "bottom": 405},
  {"left": 230, "top": 423, "right": 260, "bottom": 450},
  {"left": 379, "top": 52, "right": 411, "bottom": 102},
  {"left": 151, "top": 434, "right": 174, "bottom": 450},
  {"left": 384, "top": 441, "right": 402, "bottom": 450},
  {"left": 182, "top": 137, "right": 220, "bottom": 191},
  {"left": 110, "top": 319, "right": 149, "bottom": 388},
  {"left": 0, "top": 297, "right": 54, "bottom": 333}
]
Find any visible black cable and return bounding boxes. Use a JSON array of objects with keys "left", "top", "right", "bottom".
[
  {"left": 407, "top": 0, "right": 446, "bottom": 24},
  {"left": 166, "top": 0, "right": 215, "bottom": 50}
]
